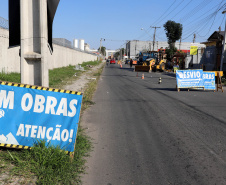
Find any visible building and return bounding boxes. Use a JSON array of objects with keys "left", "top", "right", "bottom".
[
  {"left": 126, "top": 40, "right": 205, "bottom": 59},
  {"left": 84, "top": 43, "right": 90, "bottom": 51},
  {"left": 201, "top": 31, "right": 225, "bottom": 71}
]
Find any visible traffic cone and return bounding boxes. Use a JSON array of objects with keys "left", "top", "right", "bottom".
[
  {"left": 141, "top": 73, "right": 144, "bottom": 79},
  {"left": 136, "top": 72, "right": 138, "bottom": 77},
  {"left": 158, "top": 77, "right": 162, "bottom": 84},
  {"left": 120, "top": 64, "right": 122, "bottom": 68}
]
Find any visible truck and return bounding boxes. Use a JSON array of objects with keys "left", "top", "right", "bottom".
[{"left": 135, "top": 50, "right": 166, "bottom": 72}]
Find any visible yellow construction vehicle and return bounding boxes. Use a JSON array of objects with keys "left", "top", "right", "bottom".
[
  {"left": 135, "top": 50, "right": 166, "bottom": 72},
  {"left": 142, "top": 57, "right": 166, "bottom": 72},
  {"left": 151, "top": 59, "right": 166, "bottom": 72}
]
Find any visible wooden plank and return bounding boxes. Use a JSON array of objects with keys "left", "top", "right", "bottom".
[
  {"left": 206, "top": 71, "right": 223, "bottom": 77},
  {"left": 134, "top": 66, "right": 151, "bottom": 72},
  {"left": 217, "top": 71, "right": 224, "bottom": 92}
]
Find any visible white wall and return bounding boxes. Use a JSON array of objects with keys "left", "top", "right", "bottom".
[
  {"left": 0, "top": 27, "right": 98, "bottom": 73},
  {"left": 0, "top": 28, "right": 20, "bottom": 73}
]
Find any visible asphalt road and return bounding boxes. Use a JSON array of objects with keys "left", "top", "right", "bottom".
[{"left": 82, "top": 63, "right": 226, "bottom": 185}]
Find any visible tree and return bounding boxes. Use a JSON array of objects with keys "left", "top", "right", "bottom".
[
  {"left": 114, "top": 48, "right": 125, "bottom": 59},
  {"left": 163, "top": 20, "right": 183, "bottom": 48},
  {"left": 98, "top": 46, "right": 106, "bottom": 56},
  {"left": 165, "top": 47, "right": 177, "bottom": 61},
  {"left": 163, "top": 20, "right": 183, "bottom": 60}
]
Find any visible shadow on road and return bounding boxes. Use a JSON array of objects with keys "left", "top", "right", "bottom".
[
  {"left": 147, "top": 87, "right": 177, "bottom": 91},
  {"left": 163, "top": 72, "right": 176, "bottom": 78}
]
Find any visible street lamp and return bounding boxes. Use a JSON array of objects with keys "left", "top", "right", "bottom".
[
  {"left": 220, "top": 10, "right": 226, "bottom": 71},
  {"left": 141, "top": 28, "right": 152, "bottom": 51}
]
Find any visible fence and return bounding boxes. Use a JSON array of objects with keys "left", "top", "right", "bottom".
[{"left": 0, "top": 16, "right": 9, "bottom": 30}]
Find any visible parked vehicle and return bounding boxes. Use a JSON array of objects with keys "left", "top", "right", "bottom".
[{"left": 110, "top": 59, "right": 116, "bottom": 64}]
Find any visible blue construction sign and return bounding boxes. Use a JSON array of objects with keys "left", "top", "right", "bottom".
[
  {"left": 0, "top": 82, "right": 82, "bottom": 153},
  {"left": 203, "top": 72, "right": 216, "bottom": 90},
  {"left": 176, "top": 69, "right": 204, "bottom": 89}
]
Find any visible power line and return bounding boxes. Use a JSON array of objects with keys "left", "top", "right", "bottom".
[
  {"left": 151, "top": 0, "right": 177, "bottom": 26},
  {"left": 182, "top": 2, "right": 226, "bottom": 40},
  {"left": 155, "top": 0, "right": 185, "bottom": 26},
  {"left": 134, "top": 0, "right": 178, "bottom": 41}
]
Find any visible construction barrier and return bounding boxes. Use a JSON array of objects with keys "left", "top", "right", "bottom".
[
  {"left": 0, "top": 81, "right": 83, "bottom": 154},
  {"left": 135, "top": 66, "right": 151, "bottom": 72}
]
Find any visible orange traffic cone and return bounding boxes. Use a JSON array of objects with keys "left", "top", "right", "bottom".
[
  {"left": 120, "top": 64, "right": 122, "bottom": 68},
  {"left": 141, "top": 73, "right": 144, "bottom": 79}
]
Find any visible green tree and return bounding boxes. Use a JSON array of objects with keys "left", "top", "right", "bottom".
[
  {"left": 114, "top": 48, "right": 125, "bottom": 59},
  {"left": 163, "top": 20, "right": 183, "bottom": 60},
  {"left": 163, "top": 20, "right": 183, "bottom": 48},
  {"left": 98, "top": 46, "right": 106, "bottom": 56},
  {"left": 165, "top": 47, "right": 177, "bottom": 61}
]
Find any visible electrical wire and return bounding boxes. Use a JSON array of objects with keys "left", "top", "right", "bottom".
[
  {"left": 182, "top": 2, "right": 226, "bottom": 40},
  {"left": 150, "top": 0, "right": 177, "bottom": 26}
]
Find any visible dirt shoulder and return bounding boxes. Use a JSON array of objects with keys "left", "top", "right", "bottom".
[{"left": 63, "top": 62, "right": 105, "bottom": 93}]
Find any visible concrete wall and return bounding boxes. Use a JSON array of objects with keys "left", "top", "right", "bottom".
[
  {"left": 47, "top": 44, "right": 98, "bottom": 70},
  {"left": 0, "top": 27, "right": 98, "bottom": 73},
  {"left": 0, "top": 28, "right": 20, "bottom": 73}
]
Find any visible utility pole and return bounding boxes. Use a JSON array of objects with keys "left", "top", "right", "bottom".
[
  {"left": 126, "top": 41, "right": 129, "bottom": 58},
  {"left": 220, "top": 10, "right": 226, "bottom": 71},
  {"left": 120, "top": 49, "right": 122, "bottom": 60},
  {"left": 151, "top": 26, "right": 161, "bottom": 51},
  {"left": 135, "top": 40, "right": 137, "bottom": 58},
  {"left": 193, "top": 33, "right": 196, "bottom": 43},
  {"left": 179, "top": 37, "right": 182, "bottom": 50},
  {"left": 219, "top": 26, "right": 221, "bottom": 32},
  {"left": 99, "top": 38, "right": 105, "bottom": 55}
]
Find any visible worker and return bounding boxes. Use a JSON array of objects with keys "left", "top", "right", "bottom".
[{"left": 130, "top": 59, "right": 133, "bottom": 68}]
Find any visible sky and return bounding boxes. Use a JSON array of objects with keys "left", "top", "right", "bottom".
[{"left": 0, "top": 0, "right": 226, "bottom": 50}]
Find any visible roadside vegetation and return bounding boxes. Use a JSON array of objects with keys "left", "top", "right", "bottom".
[
  {"left": 0, "top": 72, "right": 20, "bottom": 83},
  {"left": 49, "top": 60, "right": 102, "bottom": 89},
  {"left": 0, "top": 60, "right": 104, "bottom": 184}
]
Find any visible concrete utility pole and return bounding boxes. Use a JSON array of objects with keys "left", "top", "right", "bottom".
[
  {"left": 20, "top": 0, "right": 49, "bottom": 86},
  {"left": 179, "top": 37, "right": 182, "bottom": 50},
  {"left": 135, "top": 40, "right": 137, "bottom": 58},
  {"left": 151, "top": 26, "right": 161, "bottom": 51},
  {"left": 220, "top": 10, "right": 226, "bottom": 71},
  {"left": 126, "top": 41, "right": 129, "bottom": 57},
  {"left": 193, "top": 33, "right": 196, "bottom": 43},
  {"left": 99, "top": 38, "right": 105, "bottom": 56}
]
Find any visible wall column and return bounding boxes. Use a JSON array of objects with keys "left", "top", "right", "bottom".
[{"left": 20, "top": 0, "right": 49, "bottom": 87}]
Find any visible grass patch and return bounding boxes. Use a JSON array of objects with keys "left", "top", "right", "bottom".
[
  {"left": 0, "top": 72, "right": 20, "bottom": 83},
  {"left": 0, "top": 60, "right": 103, "bottom": 184},
  {"left": 0, "top": 60, "right": 101, "bottom": 89},
  {"left": 49, "top": 65, "right": 80, "bottom": 89},
  {"left": 0, "top": 131, "right": 91, "bottom": 185},
  {"left": 81, "top": 61, "right": 102, "bottom": 70},
  {"left": 82, "top": 65, "right": 104, "bottom": 111}
]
